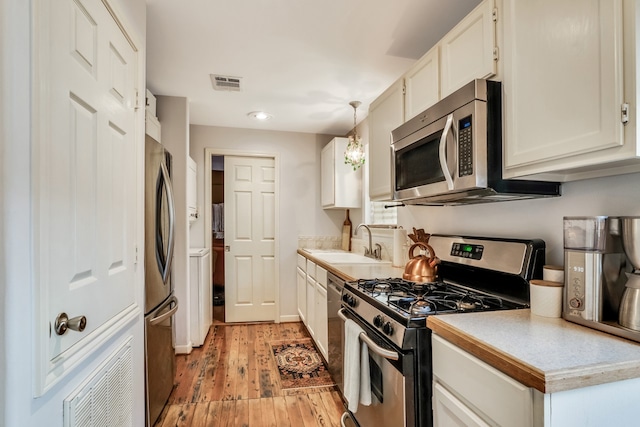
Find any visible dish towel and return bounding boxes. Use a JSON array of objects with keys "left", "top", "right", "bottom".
[{"left": 343, "top": 318, "right": 372, "bottom": 412}]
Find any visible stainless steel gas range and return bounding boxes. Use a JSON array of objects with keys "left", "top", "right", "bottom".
[{"left": 334, "top": 234, "right": 546, "bottom": 427}]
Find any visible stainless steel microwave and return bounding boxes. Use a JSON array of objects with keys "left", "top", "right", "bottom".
[{"left": 390, "top": 79, "right": 560, "bottom": 205}]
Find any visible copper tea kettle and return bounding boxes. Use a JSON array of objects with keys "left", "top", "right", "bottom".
[{"left": 403, "top": 242, "right": 440, "bottom": 283}]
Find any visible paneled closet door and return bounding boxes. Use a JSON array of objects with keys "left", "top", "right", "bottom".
[{"left": 35, "top": 0, "right": 138, "bottom": 393}]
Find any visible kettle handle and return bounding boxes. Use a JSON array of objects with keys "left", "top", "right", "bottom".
[{"left": 408, "top": 242, "right": 437, "bottom": 260}]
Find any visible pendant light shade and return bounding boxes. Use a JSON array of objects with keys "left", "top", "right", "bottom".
[{"left": 344, "top": 101, "right": 365, "bottom": 171}]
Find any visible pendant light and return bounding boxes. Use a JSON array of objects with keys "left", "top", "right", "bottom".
[{"left": 344, "top": 101, "right": 365, "bottom": 171}]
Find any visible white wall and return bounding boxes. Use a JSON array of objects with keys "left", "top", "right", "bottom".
[
  {"left": 189, "top": 125, "right": 352, "bottom": 319},
  {"left": 1, "top": 0, "right": 147, "bottom": 425},
  {"left": 156, "top": 96, "right": 192, "bottom": 353},
  {"left": 398, "top": 173, "right": 640, "bottom": 265}
]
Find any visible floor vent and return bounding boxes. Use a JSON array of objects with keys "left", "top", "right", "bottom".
[
  {"left": 210, "top": 74, "right": 242, "bottom": 91},
  {"left": 64, "top": 338, "right": 134, "bottom": 427}
]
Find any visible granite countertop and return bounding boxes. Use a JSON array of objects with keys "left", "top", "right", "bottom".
[{"left": 427, "top": 310, "right": 640, "bottom": 394}]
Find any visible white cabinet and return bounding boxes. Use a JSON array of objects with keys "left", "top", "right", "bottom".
[
  {"left": 321, "top": 137, "right": 362, "bottom": 209},
  {"left": 432, "top": 334, "right": 536, "bottom": 427},
  {"left": 367, "top": 0, "right": 496, "bottom": 201},
  {"left": 297, "top": 255, "right": 306, "bottom": 324},
  {"left": 501, "top": 0, "right": 637, "bottom": 181},
  {"left": 440, "top": 0, "right": 496, "bottom": 98},
  {"left": 404, "top": 46, "right": 440, "bottom": 121},
  {"left": 314, "top": 266, "right": 328, "bottom": 361},
  {"left": 432, "top": 333, "right": 640, "bottom": 426},
  {"left": 368, "top": 79, "right": 405, "bottom": 201},
  {"left": 306, "top": 261, "right": 317, "bottom": 337},
  {"left": 297, "top": 254, "right": 329, "bottom": 361},
  {"left": 189, "top": 248, "right": 212, "bottom": 347},
  {"left": 187, "top": 156, "right": 197, "bottom": 224}
]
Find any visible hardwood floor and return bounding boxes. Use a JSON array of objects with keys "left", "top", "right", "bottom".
[{"left": 154, "top": 321, "right": 345, "bottom": 426}]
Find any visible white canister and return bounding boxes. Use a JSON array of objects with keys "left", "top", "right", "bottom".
[
  {"left": 530, "top": 279, "right": 564, "bottom": 318},
  {"left": 543, "top": 265, "right": 564, "bottom": 283}
]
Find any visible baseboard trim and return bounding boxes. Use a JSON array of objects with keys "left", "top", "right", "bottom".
[
  {"left": 279, "top": 314, "right": 301, "bottom": 323},
  {"left": 174, "top": 344, "right": 193, "bottom": 355}
]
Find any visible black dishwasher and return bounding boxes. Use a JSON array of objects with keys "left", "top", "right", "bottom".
[{"left": 326, "top": 271, "right": 345, "bottom": 394}]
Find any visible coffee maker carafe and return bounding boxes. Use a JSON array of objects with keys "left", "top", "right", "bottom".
[
  {"left": 563, "top": 216, "right": 640, "bottom": 343},
  {"left": 618, "top": 217, "right": 640, "bottom": 330}
]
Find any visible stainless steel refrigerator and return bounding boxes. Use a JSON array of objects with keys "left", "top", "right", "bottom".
[{"left": 144, "top": 135, "right": 179, "bottom": 426}]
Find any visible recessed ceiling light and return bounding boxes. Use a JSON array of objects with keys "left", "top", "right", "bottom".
[{"left": 247, "top": 111, "right": 272, "bottom": 121}]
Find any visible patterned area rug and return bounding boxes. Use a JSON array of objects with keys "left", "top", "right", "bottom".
[{"left": 271, "top": 338, "right": 335, "bottom": 390}]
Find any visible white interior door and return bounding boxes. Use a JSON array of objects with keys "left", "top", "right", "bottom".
[
  {"left": 224, "top": 156, "right": 277, "bottom": 322},
  {"left": 36, "top": 0, "right": 138, "bottom": 391}
]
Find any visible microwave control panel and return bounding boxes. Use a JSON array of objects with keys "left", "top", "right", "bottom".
[{"left": 458, "top": 116, "right": 473, "bottom": 177}]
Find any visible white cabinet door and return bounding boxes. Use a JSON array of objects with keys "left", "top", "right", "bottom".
[
  {"left": 297, "top": 266, "right": 306, "bottom": 324},
  {"left": 368, "top": 79, "right": 405, "bottom": 201},
  {"left": 405, "top": 46, "right": 440, "bottom": 121},
  {"left": 35, "top": 0, "right": 138, "bottom": 393},
  {"left": 306, "top": 275, "right": 316, "bottom": 337},
  {"left": 315, "top": 266, "right": 328, "bottom": 361},
  {"left": 502, "top": 0, "right": 625, "bottom": 178},
  {"left": 433, "top": 382, "right": 491, "bottom": 427},
  {"left": 440, "top": 0, "right": 496, "bottom": 98},
  {"left": 321, "top": 138, "right": 362, "bottom": 209}
]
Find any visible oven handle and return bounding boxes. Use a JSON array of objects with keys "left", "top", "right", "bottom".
[
  {"left": 439, "top": 113, "right": 455, "bottom": 190},
  {"left": 338, "top": 308, "right": 399, "bottom": 361}
]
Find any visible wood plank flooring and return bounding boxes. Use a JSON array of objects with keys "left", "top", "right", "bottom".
[{"left": 154, "top": 321, "right": 345, "bottom": 427}]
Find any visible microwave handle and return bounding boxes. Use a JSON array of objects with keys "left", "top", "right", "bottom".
[{"left": 439, "top": 113, "right": 455, "bottom": 190}]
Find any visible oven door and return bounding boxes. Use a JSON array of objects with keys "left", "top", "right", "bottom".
[
  {"left": 391, "top": 99, "right": 487, "bottom": 202},
  {"left": 338, "top": 308, "right": 411, "bottom": 427}
]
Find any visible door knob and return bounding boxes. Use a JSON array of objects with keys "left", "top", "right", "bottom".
[{"left": 54, "top": 312, "right": 87, "bottom": 336}]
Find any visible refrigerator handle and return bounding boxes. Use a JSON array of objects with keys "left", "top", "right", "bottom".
[
  {"left": 149, "top": 295, "right": 179, "bottom": 326},
  {"left": 160, "top": 161, "right": 176, "bottom": 284}
]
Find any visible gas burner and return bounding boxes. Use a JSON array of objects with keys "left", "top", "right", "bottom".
[
  {"left": 410, "top": 299, "right": 436, "bottom": 315},
  {"left": 374, "top": 283, "right": 393, "bottom": 293}
]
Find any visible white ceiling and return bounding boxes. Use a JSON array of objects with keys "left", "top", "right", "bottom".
[{"left": 146, "top": 0, "right": 482, "bottom": 136}]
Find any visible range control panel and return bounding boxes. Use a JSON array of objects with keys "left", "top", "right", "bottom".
[{"left": 450, "top": 243, "right": 484, "bottom": 260}]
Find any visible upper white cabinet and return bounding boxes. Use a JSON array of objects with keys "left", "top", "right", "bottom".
[
  {"left": 368, "top": 79, "right": 405, "bottom": 201},
  {"left": 367, "top": 0, "right": 497, "bottom": 201},
  {"left": 501, "top": 0, "right": 639, "bottom": 181},
  {"left": 321, "top": 137, "right": 362, "bottom": 209},
  {"left": 440, "top": 0, "right": 497, "bottom": 98},
  {"left": 405, "top": 46, "right": 440, "bottom": 121},
  {"left": 187, "top": 156, "right": 197, "bottom": 223},
  {"left": 145, "top": 90, "right": 162, "bottom": 141}
]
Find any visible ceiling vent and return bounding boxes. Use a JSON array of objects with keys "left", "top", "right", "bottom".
[{"left": 210, "top": 74, "right": 242, "bottom": 91}]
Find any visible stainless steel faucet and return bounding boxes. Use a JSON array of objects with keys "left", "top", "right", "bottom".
[{"left": 356, "top": 224, "right": 382, "bottom": 260}]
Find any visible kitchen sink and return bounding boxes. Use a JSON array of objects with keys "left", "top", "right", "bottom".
[{"left": 303, "top": 250, "right": 389, "bottom": 264}]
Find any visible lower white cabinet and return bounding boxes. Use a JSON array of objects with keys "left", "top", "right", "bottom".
[
  {"left": 296, "top": 254, "right": 329, "bottom": 361},
  {"left": 432, "top": 333, "right": 640, "bottom": 426},
  {"left": 296, "top": 255, "right": 306, "bottom": 324},
  {"left": 306, "top": 266, "right": 316, "bottom": 338},
  {"left": 314, "top": 266, "right": 328, "bottom": 361},
  {"left": 189, "top": 248, "right": 212, "bottom": 347}
]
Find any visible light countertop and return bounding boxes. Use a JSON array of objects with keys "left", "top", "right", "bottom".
[
  {"left": 427, "top": 310, "right": 640, "bottom": 394},
  {"left": 299, "top": 249, "right": 640, "bottom": 395},
  {"left": 297, "top": 249, "right": 405, "bottom": 281}
]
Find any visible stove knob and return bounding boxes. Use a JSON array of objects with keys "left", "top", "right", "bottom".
[
  {"left": 383, "top": 322, "right": 394, "bottom": 336},
  {"left": 373, "top": 315, "right": 384, "bottom": 328},
  {"left": 569, "top": 298, "right": 582, "bottom": 309},
  {"left": 342, "top": 294, "right": 357, "bottom": 307}
]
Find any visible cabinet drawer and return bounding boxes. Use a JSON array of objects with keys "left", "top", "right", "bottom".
[
  {"left": 316, "top": 266, "right": 327, "bottom": 289},
  {"left": 297, "top": 254, "right": 306, "bottom": 271},
  {"left": 306, "top": 261, "right": 316, "bottom": 280},
  {"left": 432, "top": 334, "right": 534, "bottom": 427}
]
